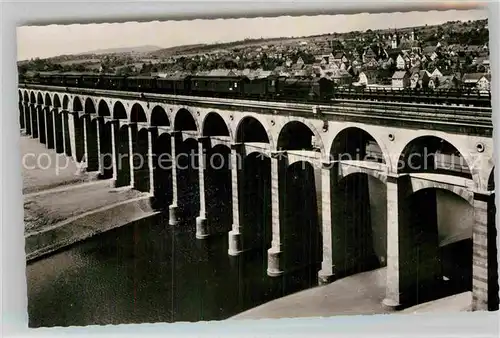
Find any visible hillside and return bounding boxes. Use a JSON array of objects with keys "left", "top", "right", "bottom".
[{"left": 80, "top": 45, "right": 162, "bottom": 55}]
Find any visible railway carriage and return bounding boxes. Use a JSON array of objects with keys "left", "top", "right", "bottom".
[
  {"left": 190, "top": 75, "right": 245, "bottom": 98},
  {"left": 38, "top": 72, "right": 64, "bottom": 86},
  {"left": 61, "top": 72, "right": 83, "bottom": 88},
  {"left": 241, "top": 75, "right": 282, "bottom": 99},
  {"left": 126, "top": 75, "right": 158, "bottom": 92},
  {"left": 99, "top": 75, "right": 128, "bottom": 91},
  {"left": 79, "top": 73, "right": 100, "bottom": 89},
  {"left": 157, "top": 74, "right": 191, "bottom": 95}
]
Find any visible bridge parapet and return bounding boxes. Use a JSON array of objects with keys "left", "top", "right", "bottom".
[{"left": 19, "top": 84, "right": 492, "bottom": 137}]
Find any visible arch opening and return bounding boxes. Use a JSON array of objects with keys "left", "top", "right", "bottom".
[
  {"left": 174, "top": 108, "right": 197, "bottom": 131},
  {"left": 334, "top": 172, "right": 388, "bottom": 278},
  {"left": 37, "top": 105, "right": 46, "bottom": 144},
  {"left": 152, "top": 133, "right": 173, "bottom": 209},
  {"left": 205, "top": 144, "right": 232, "bottom": 234},
  {"left": 116, "top": 124, "right": 131, "bottom": 187},
  {"left": 398, "top": 136, "right": 471, "bottom": 179},
  {"left": 400, "top": 188, "right": 474, "bottom": 306},
  {"left": 236, "top": 117, "right": 269, "bottom": 144},
  {"left": 85, "top": 117, "right": 99, "bottom": 171},
  {"left": 54, "top": 111, "right": 64, "bottom": 153},
  {"left": 73, "top": 97, "right": 83, "bottom": 112},
  {"left": 277, "top": 121, "right": 317, "bottom": 151},
  {"left": 45, "top": 93, "right": 52, "bottom": 107},
  {"left": 282, "top": 161, "right": 322, "bottom": 286},
  {"left": 203, "top": 113, "right": 229, "bottom": 137},
  {"left": 331, "top": 127, "right": 385, "bottom": 163},
  {"left": 53, "top": 94, "right": 61, "bottom": 108},
  {"left": 23, "top": 91, "right": 29, "bottom": 103},
  {"left": 30, "top": 92, "right": 36, "bottom": 104},
  {"left": 45, "top": 108, "right": 55, "bottom": 149},
  {"left": 85, "top": 98, "right": 96, "bottom": 115},
  {"left": 19, "top": 102, "right": 25, "bottom": 129},
  {"left": 99, "top": 120, "right": 114, "bottom": 178},
  {"left": 25, "top": 103, "right": 32, "bottom": 135},
  {"left": 30, "top": 104, "right": 39, "bottom": 138},
  {"left": 486, "top": 166, "right": 498, "bottom": 310},
  {"left": 151, "top": 106, "right": 170, "bottom": 126},
  {"left": 488, "top": 167, "right": 495, "bottom": 191},
  {"left": 175, "top": 137, "right": 200, "bottom": 231},
  {"left": 98, "top": 100, "right": 110, "bottom": 117},
  {"left": 113, "top": 101, "right": 127, "bottom": 120},
  {"left": 63, "top": 113, "right": 72, "bottom": 156},
  {"left": 133, "top": 127, "right": 150, "bottom": 192},
  {"left": 131, "top": 103, "right": 147, "bottom": 123},
  {"left": 241, "top": 153, "right": 272, "bottom": 255},
  {"left": 73, "top": 115, "right": 85, "bottom": 162},
  {"left": 62, "top": 96, "right": 69, "bottom": 110},
  {"left": 37, "top": 92, "right": 44, "bottom": 105}
]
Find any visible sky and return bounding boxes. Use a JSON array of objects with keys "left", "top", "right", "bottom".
[{"left": 16, "top": 8, "right": 488, "bottom": 61}]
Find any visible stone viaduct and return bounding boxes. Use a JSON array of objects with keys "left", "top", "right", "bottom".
[{"left": 18, "top": 84, "right": 497, "bottom": 312}]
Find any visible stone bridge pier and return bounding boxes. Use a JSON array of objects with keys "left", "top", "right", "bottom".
[{"left": 18, "top": 86, "right": 498, "bottom": 312}]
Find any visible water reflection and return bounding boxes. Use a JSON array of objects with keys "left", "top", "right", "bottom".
[{"left": 27, "top": 215, "right": 318, "bottom": 328}]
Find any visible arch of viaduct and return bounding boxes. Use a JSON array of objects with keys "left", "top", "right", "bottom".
[{"left": 18, "top": 87, "right": 497, "bottom": 312}]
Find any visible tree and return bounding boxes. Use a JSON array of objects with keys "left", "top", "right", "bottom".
[{"left": 223, "top": 60, "right": 238, "bottom": 69}]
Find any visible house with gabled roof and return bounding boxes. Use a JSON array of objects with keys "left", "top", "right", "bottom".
[
  {"left": 392, "top": 70, "right": 410, "bottom": 88},
  {"left": 431, "top": 68, "right": 443, "bottom": 78},
  {"left": 463, "top": 73, "right": 490, "bottom": 91},
  {"left": 358, "top": 69, "right": 380, "bottom": 86},
  {"left": 436, "top": 75, "right": 460, "bottom": 90},
  {"left": 396, "top": 54, "right": 406, "bottom": 69},
  {"left": 409, "top": 69, "right": 430, "bottom": 89}
]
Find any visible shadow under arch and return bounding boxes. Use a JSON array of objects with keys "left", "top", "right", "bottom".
[
  {"left": 175, "top": 137, "right": 200, "bottom": 233},
  {"left": 115, "top": 124, "right": 131, "bottom": 187},
  {"left": 113, "top": 101, "right": 127, "bottom": 120},
  {"left": 73, "top": 114, "right": 85, "bottom": 162},
  {"left": 174, "top": 108, "right": 198, "bottom": 132},
  {"left": 37, "top": 92, "right": 44, "bottom": 105},
  {"left": 235, "top": 116, "right": 271, "bottom": 146},
  {"left": 397, "top": 135, "right": 472, "bottom": 180},
  {"left": 333, "top": 172, "right": 387, "bottom": 278},
  {"left": 398, "top": 186, "right": 475, "bottom": 307},
  {"left": 44, "top": 93, "right": 52, "bottom": 107},
  {"left": 486, "top": 166, "right": 499, "bottom": 311},
  {"left": 202, "top": 112, "right": 230, "bottom": 138},
  {"left": 281, "top": 161, "right": 322, "bottom": 285},
  {"left": 277, "top": 120, "right": 323, "bottom": 155},
  {"left": 53, "top": 94, "right": 61, "bottom": 108},
  {"left": 73, "top": 96, "right": 83, "bottom": 112},
  {"left": 30, "top": 91, "right": 36, "bottom": 104},
  {"left": 331, "top": 127, "right": 386, "bottom": 163},
  {"left": 84, "top": 97, "right": 96, "bottom": 115},
  {"left": 98, "top": 100, "right": 111, "bottom": 117},
  {"left": 151, "top": 132, "right": 173, "bottom": 209},
  {"left": 37, "top": 101, "right": 46, "bottom": 145},
  {"left": 85, "top": 117, "right": 100, "bottom": 171},
  {"left": 204, "top": 143, "right": 232, "bottom": 235},
  {"left": 62, "top": 95, "right": 69, "bottom": 111},
  {"left": 130, "top": 103, "right": 147, "bottom": 123},
  {"left": 133, "top": 127, "right": 150, "bottom": 192},
  {"left": 151, "top": 106, "right": 170, "bottom": 127},
  {"left": 240, "top": 152, "right": 272, "bottom": 256}
]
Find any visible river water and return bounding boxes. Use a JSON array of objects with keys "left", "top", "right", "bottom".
[{"left": 26, "top": 215, "right": 319, "bottom": 328}]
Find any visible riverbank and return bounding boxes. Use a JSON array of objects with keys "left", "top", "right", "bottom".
[
  {"left": 231, "top": 268, "right": 471, "bottom": 320},
  {"left": 21, "top": 135, "right": 160, "bottom": 261}
]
